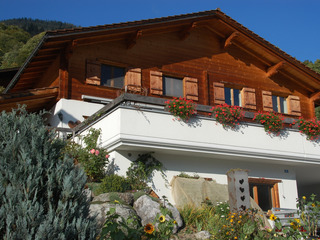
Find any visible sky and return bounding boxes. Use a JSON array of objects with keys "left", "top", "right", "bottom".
[{"left": 0, "top": 0, "right": 319, "bottom": 62}]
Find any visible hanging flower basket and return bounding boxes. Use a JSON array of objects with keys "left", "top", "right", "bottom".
[
  {"left": 165, "top": 97, "right": 196, "bottom": 122},
  {"left": 211, "top": 104, "right": 243, "bottom": 128}
]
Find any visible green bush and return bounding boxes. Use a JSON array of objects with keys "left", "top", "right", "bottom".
[
  {"left": 0, "top": 108, "right": 97, "bottom": 239},
  {"left": 65, "top": 128, "right": 109, "bottom": 182},
  {"left": 97, "top": 174, "right": 132, "bottom": 194}
]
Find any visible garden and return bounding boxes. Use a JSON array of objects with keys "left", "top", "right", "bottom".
[{"left": 1, "top": 105, "right": 320, "bottom": 239}]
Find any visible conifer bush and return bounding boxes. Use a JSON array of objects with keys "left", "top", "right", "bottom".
[{"left": 0, "top": 108, "right": 98, "bottom": 239}]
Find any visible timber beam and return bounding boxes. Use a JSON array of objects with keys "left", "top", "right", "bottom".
[
  {"left": 310, "top": 91, "right": 320, "bottom": 101},
  {"left": 126, "top": 30, "right": 142, "bottom": 49},
  {"left": 266, "top": 61, "right": 286, "bottom": 78},
  {"left": 224, "top": 31, "right": 239, "bottom": 49},
  {"left": 179, "top": 22, "right": 197, "bottom": 40}
]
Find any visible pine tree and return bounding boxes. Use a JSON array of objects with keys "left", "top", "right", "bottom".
[{"left": 0, "top": 108, "right": 98, "bottom": 239}]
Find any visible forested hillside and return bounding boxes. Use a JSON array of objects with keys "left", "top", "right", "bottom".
[
  {"left": 0, "top": 18, "right": 77, "bottom": 69},
  {"left": 0, "top": 18, "right": 77, "bottom": 36}
]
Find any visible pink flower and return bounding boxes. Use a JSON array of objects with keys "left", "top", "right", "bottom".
[
  {"left": 105, "top": 154, "right": 110, "bottom": 159},
  {"left": 90, "top": 149, "right": 95, "bottom": 154},
  {"left": 95, "top": 150, "right": 100, "bottom": 156}
]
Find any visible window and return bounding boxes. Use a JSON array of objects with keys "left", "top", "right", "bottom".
[
  {"left": 272, "top": 95, "right": 287, "bottom": 114},
  {"left": 101, "top": 64, "right": 125, "bottom": 88},
  {"left": 163, "top": 75, "right": 183, "bottom": 97},
  {"left": 213, "top": 82, "right": 256, "bottom": 109},
  {"left": 224, "top": 87, "right": 241, "bottom": 106},
  {"left": 150, "top": 71, "right": 199, "bottom": 101},
  {"left": 249, "top": 178, "right": 281, "bottom": 212}
]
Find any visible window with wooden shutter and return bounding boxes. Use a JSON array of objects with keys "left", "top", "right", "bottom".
[
  {"left": 262, "top": 91, "right": 273, "bottom": 112},
  {"left": 150, "top": 71, "right": 163, "bottom": 95},
  {"left": 242, "top": 88, "right": 256, "bottom": 110},
  {"left": 125, "top": 68, "right": 142, "bottom": 92},
  {"left": 184, "top": 77, "right": 198, "bottom": 101},
  {"left": 86, "top": 60, "right": 101, "bottom": 85},
  {"left": 287, "top": 95, "right": 301, "bottom": 116},
  {"left": 213, "top": 82, "right": 225, "bottom": 105}
]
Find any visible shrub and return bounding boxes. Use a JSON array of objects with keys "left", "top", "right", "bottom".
[
  {"left": 211, "top": 104, "right": 243, "bottom": 128},
  {"left": 126, "top": 153, "right": 167, "bottom": 191},
  {"left": 0, "top": 108, "right": 97, "bottom": 239},
  {"left": 253, "top": 111, "right": 284, "bottom": 134},
  {"left": 97, "top": 174, "right": 132, "bottom": 194},
  {"left": 165, "top": 97, "right": 196, "bottom": 122},
  {"left": 65, "top": 128, "right": 109, "bottom": 182}
]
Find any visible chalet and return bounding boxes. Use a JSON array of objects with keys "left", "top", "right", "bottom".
[{"left": 2, "top": 9, "right": 320, "bottom": 211}]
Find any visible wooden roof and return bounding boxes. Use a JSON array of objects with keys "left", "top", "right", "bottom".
[
  {"left": 5, "top": 9, "right": 320, "bottom": 95},
  {"left": 0, "top": 87, "right": 58, "bottom": 112}
]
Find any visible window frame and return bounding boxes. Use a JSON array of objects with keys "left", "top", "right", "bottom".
[
  {"left": 100, "top": 64, "right": 126, "bottom": 89},
  {"left": 162, "top": 75, "right": 184, "bottom": 98},
  {"left": 224, "top": 86, "right": 242, "bottom": 107},
  {"left": 249, "top": 178, "right": 281, "bottom": 211},
  {"left": 272, "top": 94, "right": 288, "bottom": 114}
]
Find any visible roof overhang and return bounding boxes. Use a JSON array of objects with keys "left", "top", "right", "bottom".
[
  {"left": 0, "top": 87, "right": 58, "bottom": 112},
  {"left": 5, "top": 9, "right": 320, "bottom": 94}
]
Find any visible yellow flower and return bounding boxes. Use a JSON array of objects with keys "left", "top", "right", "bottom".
[
  {"left": 159, "top": 215, "right": 165, "bottom": 223},
  {"left": 144, "top": 223, "right": 155, "bottom": 234},
  {"left": 294, "top": 218, "right": 300, "bottom": 223},
  {"left": 270, "top": 214, "right": 277, "bottom": 221},
  {"left": 302, "top": 196, "right": 306, "bottom": 200},
  {"left": 114, "top": 200, "right": 119, "bottom": 203},
  {"left": 173, "top": 220, "right": 177, "bottom": 224},
  {"left": 239, "top": 215, "right": 242, "bottom": 219},
  {"left": 234, "top": 237, "right": 238, "bottom": 239},
  {"left": 230, "top": 219, "right": 234, "bottom": 223},
  {"left": 312, "top": 203, "right": 316, "bottom": 207},
  {"left": 238, "top": 220, "right": 241, "bottom": 224}
]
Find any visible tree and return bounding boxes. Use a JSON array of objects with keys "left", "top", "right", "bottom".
[
  {"left": 0, "top": 32, "right": 45, "bottom": 69},
  {"left": 0, "top": 108, "right": 98, "bottom": 239},
  {"left": 303, "top": 59, "right": 320, "bottom": 74}
]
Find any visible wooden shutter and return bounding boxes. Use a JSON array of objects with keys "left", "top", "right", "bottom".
[
  {"left": 125, "top": 68, "right": 142, "bottom": 92},
  {"left": 184, "top": 77, "right": 198, "bottom": 101},
  {"left": 242, "top": 88, "right": 256, "bottom": 110},
  {"left": 213, "top": 82, "right": 225, "bottom": 105},
  {"left": 150, "top": 70, "right": 163, "bottom": 95},
  {"left": 287, "top": 95, "right": 301, "bottom": 116},
  {"left": 262, "top": 91, "right": 273, "bottom": 111},
  {"left": 86, "top": 60, "right": 101, "bottom": 85}
]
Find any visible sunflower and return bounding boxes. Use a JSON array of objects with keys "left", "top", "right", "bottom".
[
  {"left": 159, "top": 215, "right": 166, "bottom": 223},
  {"left": 269, "top": 214, "right": 277, "bottom": 221},
  {"left": 144, "top": 223, "right": 155, "bottom": 234}
]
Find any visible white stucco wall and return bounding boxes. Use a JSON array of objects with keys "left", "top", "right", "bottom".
[
  {"left": 110, "top": 150, "right": 298, "bottom": 209},
  {"left": 47, "top": 98, "right": 104, "bottom": 128},
  {"left": 73, "top": 106, "right": 320, "bottom": 209}
]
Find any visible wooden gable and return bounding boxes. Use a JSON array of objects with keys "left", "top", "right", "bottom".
[{"left": 3, "top": 9, "right": 320, "bottom": 118}]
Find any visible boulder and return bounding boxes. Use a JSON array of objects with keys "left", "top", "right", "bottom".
[
  {"left": 194, "top": 231, "right": 211, "bottom": 239},
  {"left": 133, "top": 195, "right": 183, "bottom": 233},
  {"left": 89, "top": 202, "right": 140, "bottom": 228},
  {"left": 92, "top": 192, "right": 134, "bottom": 206}
]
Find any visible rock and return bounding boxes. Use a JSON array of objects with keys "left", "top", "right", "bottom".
[
  {"left": 133, "top": 195, "right": 183, "bottom": 233},
  {"left": 194, "top": 231, "right": 211, "bottom": 240},
  {"left": 92, "top": 192, "right": 134, "bottom": 206},
  {"left": 83, "top": 188, "right": 92, "bottom": 201},
  {"left": 164, "top": 201, "right": 184, "bottom": 229},
  {"left": 89, "top": 202, "right": 140, "bottom": 228}
]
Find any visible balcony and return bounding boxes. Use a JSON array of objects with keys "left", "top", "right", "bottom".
[{"left": 72, "top": 93, "right": 320, "bottom": 207}]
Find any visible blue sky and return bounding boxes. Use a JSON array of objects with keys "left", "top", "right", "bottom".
[{"left": 0, "top": 0, "right": 319, "bottom": 62}]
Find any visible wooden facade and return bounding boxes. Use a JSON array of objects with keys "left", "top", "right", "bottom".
[{"left": 3, "top": 10, "right": 320, "bottom": 119}]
